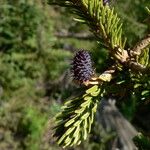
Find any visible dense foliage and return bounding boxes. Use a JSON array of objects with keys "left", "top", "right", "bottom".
[{"left": 0, "top": 0, "right": 71, "bottom": 149}]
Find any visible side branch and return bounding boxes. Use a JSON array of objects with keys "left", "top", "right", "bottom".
[
  {"left": 83, "top": 65, "right": 116, "bottom": 86},
  {"left": 126, "top": 61, "right": 149, "bottom": 73},
  {"left": 130, "top": 34, "right": 150, "bottom": 58}
]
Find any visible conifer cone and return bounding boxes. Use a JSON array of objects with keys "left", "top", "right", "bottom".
[{"left": 71, "top": 50, "right": 94, "bottom": 83}]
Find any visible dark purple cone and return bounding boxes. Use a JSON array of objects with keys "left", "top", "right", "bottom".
[{"left": 71, "top": 50, "right": 94, "bottom": 83}]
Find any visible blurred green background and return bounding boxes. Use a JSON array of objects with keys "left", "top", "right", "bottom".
[{"left": 0, "top": 0, "right": 149, "bottom": 150}]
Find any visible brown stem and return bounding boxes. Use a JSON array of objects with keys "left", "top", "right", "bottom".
[
  {"left": 126, "top": 61, "right": 149, "bottom": 73},
  {"left": 83, "top": 65, "right": 116, "bottom": 86},
  {"left": 130, "top": 34, "right": 150, "bottom": 58}
]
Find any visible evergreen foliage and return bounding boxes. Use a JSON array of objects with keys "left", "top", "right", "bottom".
[
  {"left": 50, "top": 0, "right": 150, "bottom": 149},
  {"left": 0, "top": 0, "right": 71, "bottom": 149},
  {"left": 54, "top": 85, "right": 101, "bottom": 147},
  {"left": 0, "top": 0, "right": 150, "bottom": 149}
]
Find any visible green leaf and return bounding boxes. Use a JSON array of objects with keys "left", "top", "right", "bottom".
[
  {"left": 86, "top": 85, "right": 98, "bottom": 94},
  {"left": 65, "top": 118, "right": 75, "bottom": 127},
  {"left": 141, "top": 90, "right": 149, "bottom": 96},
  {"left": 91, "top": 88, "right": 101, "bottom": 96},
  {"left": 138, "top": 48, "right": 149, "bottom": 66}
]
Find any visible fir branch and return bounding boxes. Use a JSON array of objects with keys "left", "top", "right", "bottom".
[
  {"left": 53, "top": 85, "right": 101, "bottom": 147},
  {"left": 50, "top": 0, "right": 127, "bottom": 61},
  {"left": 50, "top": 2, "right": 150, "bottom": 148},
  {"left": 49, "top": 0, "right": 150, "bottom": 74},
  {"left": 98, "top": 65, "right": 116, "bottom": 81},
  {"left": 126, "top": 61, "right": 150, "bottom": 73},
  {"left": 82, "top": 65, "right": 116, "bottom": 86},
  {"left": 130, "top": 34, "right": 150, "bottom": 58}
]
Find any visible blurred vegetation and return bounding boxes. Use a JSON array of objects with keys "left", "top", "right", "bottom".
[{"left": 0, "top": 0, "right": 149, "bottom": 150}]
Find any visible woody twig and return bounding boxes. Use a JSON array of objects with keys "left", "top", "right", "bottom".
[{"left": 130, "top": 33, "right": 150, "bottom": 58}]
